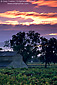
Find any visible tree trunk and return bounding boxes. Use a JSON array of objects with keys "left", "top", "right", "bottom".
[{"left": 45, "top": 62, "right": 47, "bottom": 68}]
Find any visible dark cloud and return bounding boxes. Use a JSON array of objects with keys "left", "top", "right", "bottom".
[
  {"left": 0, "top": 24, "right": 57, "bottom": 41},
  {"left": 34, "top": 6, "right": 57, "bottom": 13},
  {"left": 0, "top": 2, "right": 35, "bottom": 12},
  {"left": 0, "top": 1, "right": 57, "bottom": 13}
]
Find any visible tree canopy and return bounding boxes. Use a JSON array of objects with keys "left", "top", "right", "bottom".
[
  {"left": 10, "top": 31, "right": 40, "bottom": 63},
  {"left": 40, "top": 37, "right": 57, "bottom": 68},
  {"left": 0, "top": 48, "right": 3, "bottom": 51},
  {"left": 10, "top": 31, "right": 57, "bottom": 67}
]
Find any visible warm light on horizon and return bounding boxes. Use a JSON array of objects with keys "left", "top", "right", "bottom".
[
  {"left": 49, "top": 33, "right": 57, "bottom": 35},
  {"left": 0, "top": 10, "right": 57, "bottom": 26}
]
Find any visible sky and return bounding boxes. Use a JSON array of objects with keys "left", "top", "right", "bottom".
[{"left": 0, "top": 0, "right": 57, "bottom": 42}]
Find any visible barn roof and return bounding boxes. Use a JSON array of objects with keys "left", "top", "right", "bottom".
[{"left": 0, "top": 51, "right": 16, "bottom": 57}]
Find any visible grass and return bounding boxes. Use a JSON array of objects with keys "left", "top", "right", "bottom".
[
  {"left": 27, "top": 62, "right": 57, "bottom": 68},
  {"left": 0, "top": 66, "right": 57, "bottom": 85}
]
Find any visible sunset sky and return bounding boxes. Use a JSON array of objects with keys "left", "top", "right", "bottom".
[{"left": 0, "top": 0, "right": 57, "bottom": 42}]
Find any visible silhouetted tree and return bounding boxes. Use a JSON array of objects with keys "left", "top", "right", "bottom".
[
  {"left": 48, "top": 38, "right": 57, "bottom": 64},
  {"left": 0, "top": 48, "right": 3, "bottom": 51},
  {"left": 40, "top": 37, "right": 57, "bottom": 68},
  {"left": 10, "top": 31, "right": 40, "bottom": 64},
  {"left": 4, "top": 40, "right": 10, "bottom": 47}
]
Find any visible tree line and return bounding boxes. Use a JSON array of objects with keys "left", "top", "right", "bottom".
[{"left": 4, "top": 31, "right": 57, "bottom": 68}]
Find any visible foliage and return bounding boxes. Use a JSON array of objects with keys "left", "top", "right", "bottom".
[
  {"left": 0, "top": 68, "right": 57, "bottom": 85},
  {"left": 40, "top": 37, "right": 57, "bottom": 68},
  {"left": 4, "top": 40, "right": 10, "bottom": 47},
  {"left": 10, "top": 31, "right": 40, "bottom": 63},
  {"left": 0, "top": 48, "right": 3, "bottom": 50},
  {"left": 10, "top": 30, "right": 57, "bottom": 67}
]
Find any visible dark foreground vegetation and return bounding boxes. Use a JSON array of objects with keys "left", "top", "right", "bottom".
[{"left": 0, "top": 67, "right": 57, "bottom": 85}]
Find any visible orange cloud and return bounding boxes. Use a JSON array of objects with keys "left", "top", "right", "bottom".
[
  {"left": 27, "top": 0, "right": 57, "bottom": 7},
  {"left": 0, "top": 20, "right": 19, "bottom": 25},
  {"left": 5, "top": 21, "right": 19, "bottom": 25},
  {"left": 49, "top": 33, "right": 57, "bottom": 35},
  {"left": 0, "top": 10, "right": 57, "bottom": 25},
  {"left": 0, "top": 10, "right": 20, "bottom": 18}
]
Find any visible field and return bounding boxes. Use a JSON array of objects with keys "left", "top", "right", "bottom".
[
  {"left": 0, "top": 66, "right": 57, "bottom": 85},
  {"left": 27, "top": 62, "right": 57, "bottom": 68}
]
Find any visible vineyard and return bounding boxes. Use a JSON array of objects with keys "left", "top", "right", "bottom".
[{"left": 0, "top": 67, "right": 57, "bottom": 85}]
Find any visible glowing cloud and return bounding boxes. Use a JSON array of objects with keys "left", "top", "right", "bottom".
[
  {"left": 5, "top": 21, "right": 19, "bottom": 25},
  {"left": 27, "top": 0, "right": 57, "bottom": 8},
  {"left": 0, "top": 10, "right": 57, "bottom": 25},
  {"left": 49, "top": 33, "right": 57, "bottom": 35}
]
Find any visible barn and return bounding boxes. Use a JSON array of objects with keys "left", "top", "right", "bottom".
[{"left": 0, "top": 51, "right": 28, "bottom": 68}]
